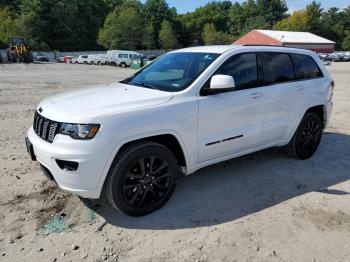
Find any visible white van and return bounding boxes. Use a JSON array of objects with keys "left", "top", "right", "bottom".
[
  {"left": 107, "top": 50, "right": 142, "bottom": 67},
  {"left": 106, "top": 50, "right": 119, "bottom": 65}
]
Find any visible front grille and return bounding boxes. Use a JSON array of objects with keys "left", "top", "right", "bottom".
[{"left": 33, "top": 112, "right": 61, "bottom": 143}]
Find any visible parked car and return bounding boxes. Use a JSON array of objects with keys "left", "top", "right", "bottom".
[
  {"left": 328, "top": 52, "right": 342, "bottom": 62},
  {"left": 71, "top": 57, "right": 78, "bottom": 64},
  {"left": 322, "top": 59, "right": 331, "bottom": 66},
  {"left": 93, "top": 54, "right": 108, "bottom": 65},
  {"left": 106, "top": 50, "right": 119, "bottom": 65},
  {"left": 107, "top": 50, "right": 142, "bottom": 67},
  {"left": 63, "top": 56, "right": 73, "bottom": 63},
  {"left": 35, "top": 55, "right": 50, "bottom": 62},
  {"left": 147, "top": 55, "right": 158, "bottom": 61},
  {"left": 318, "top": 53, "right": 329, "bottom": 60},
  {"left": 342, "top": 52, "right": 350, "bottom": 62},
  {"left": 57, "top": 57, "right": 65, "bottom": 63},
  {"left": 77, "top": 55, "right": 89, "bottom": 64},
  {"left": 25, "top": 45, "right": 333, "bottom": 216},
  {"left": 116, "top": 51, "right": 142, "bottom": 67}
]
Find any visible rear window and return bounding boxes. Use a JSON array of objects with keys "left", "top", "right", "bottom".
[
  {"left": 290, "top": 54, "right": 323, "bottom": 80},
  {"left": 261, "top": 53, "right": 294, "bottom": 85}
]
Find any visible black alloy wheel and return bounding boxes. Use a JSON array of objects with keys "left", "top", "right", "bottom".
[
  {"left": 106, "top": 142, "right": 179, "bottom": 216},
  {"left": 286, "top": 113, "right": 323, "bottom": 159},
  {"left": 298, "top": 119, "right": 322, "bottom": 155},
  {"left": 122, "top": 156, "right": 172, "bottom": 209}
]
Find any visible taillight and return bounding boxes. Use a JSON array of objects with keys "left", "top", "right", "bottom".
[{"left": 331, "top": 80, "right": 335, "bottom": 90}]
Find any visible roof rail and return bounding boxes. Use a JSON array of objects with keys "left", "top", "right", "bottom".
[{"left": 239, "top": 44, "right": 307, "bottom": 50}]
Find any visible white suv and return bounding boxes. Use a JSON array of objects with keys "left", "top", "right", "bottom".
[
  {"left": 116, "top": 51, "right": 142, "bottom": 67},
  {"left": 26, "top": 45, "right": 334, "bottom": 216},
  {"left": 77, "top": 55, "right": 89, "bottom": 64}
]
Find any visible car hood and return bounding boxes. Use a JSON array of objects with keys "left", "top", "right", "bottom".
[{"left": 37, "top": 83, "right": 174, "bottom": 123}]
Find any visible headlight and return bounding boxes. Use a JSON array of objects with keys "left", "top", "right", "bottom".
[{"left": 59, "top": 123, "right": 100, "bottom": 140}]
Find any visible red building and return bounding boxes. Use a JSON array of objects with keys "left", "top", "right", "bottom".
[{"left": 234, "top": 30, "right": 335, "bottom": 53}]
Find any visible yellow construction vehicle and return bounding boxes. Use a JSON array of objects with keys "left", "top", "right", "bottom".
[{"left": 7, "top": 36, "right": 33, "bottom": 63}]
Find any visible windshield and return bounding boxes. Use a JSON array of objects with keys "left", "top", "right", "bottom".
[{"left": 121, "top": 52, "right": 220, "bottom": 92}]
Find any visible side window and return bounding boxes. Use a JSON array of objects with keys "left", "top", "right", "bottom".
[
  {"left": 261, "top": 53, "right": 294, "bottom": 85},
  {"left": 290, "top": 54, "right": 323, "bottom": 80},
  {"left": 215, "top": 53, "right": 258, "bottom": 90}
]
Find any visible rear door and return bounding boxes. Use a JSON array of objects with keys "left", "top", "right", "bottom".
[
  {"left": 260, "top": 52, "right": 308, "bottom": 143},
  {"left": 198, "top": 52, "right": 266, "bottom": 162}
]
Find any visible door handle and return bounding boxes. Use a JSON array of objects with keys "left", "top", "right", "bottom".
[{"left": 249, "top": 92, "right": 263, "bottom": 99}]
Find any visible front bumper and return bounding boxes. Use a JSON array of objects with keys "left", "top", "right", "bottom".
[{"left": 27, "top": 127, "right": 112, "bottom": 199}]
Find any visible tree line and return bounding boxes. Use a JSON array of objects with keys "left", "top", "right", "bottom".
[{"left": 0, "top": 0, "right": 349, "bottom": 51}]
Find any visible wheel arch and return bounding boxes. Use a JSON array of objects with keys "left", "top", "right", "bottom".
[
  {"left": 305, "top": 104, "right": 327, "bottom": 128},
  {"left": 116, "top": 133, "right": 187, "bottom": 167},
  {"left": 97, "top": 131, "right": 189, "bottom": 196},
  {"left": 287, "top": 104, "right": 327, "bottom": 144}
]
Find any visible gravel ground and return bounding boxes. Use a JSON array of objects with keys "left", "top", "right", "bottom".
[{"left": 0, "top": 62, "right": 350, "bottom": 262}]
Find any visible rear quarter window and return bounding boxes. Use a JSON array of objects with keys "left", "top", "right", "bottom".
[
  {"left": 290, "top": 54, "right": 323, "bottom": 80},
  {"left": 261, "top": 53, "right": 294, "bottom": 85}
]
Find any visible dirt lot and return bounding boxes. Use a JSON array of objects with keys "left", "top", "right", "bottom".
[{"left": 0, "top": 62, "right": 350, "bottom": 262}]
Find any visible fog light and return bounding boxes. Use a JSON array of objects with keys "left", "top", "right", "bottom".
[{"left": 56, "top": 160, "right": 79, "bottom": 171}]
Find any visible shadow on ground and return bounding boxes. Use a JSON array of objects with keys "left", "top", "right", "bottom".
[{"left": 91, "top": 132, "right": 350, "bottom": 230}]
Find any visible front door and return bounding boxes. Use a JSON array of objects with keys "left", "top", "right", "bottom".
[{"left": 197, "top": 53, "right": 266, "bottom": 162}]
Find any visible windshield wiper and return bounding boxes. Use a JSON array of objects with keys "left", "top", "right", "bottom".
[{"left": 133, "top": 81, "right": 160, "bottom": 90}]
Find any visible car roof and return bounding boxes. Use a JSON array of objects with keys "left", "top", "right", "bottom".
[
  {"left": 171, "top": 45, "right": 315, "bottom": 56},
  {"left": 172, "top": 45, "right": 239, "bottom": 54}
]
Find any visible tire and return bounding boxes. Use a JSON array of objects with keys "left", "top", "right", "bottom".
[
  {"left": 120, "top": 62, "right": 126, "bottom": 68},
  {"left": 286, "top": 112, "right": 323, "bottom": 160},
  {"left": 105, "top": 142, "right": 179, "bottom": 216},
  {"left": 10, "top": 52, "right": 17, "bottom": 63}
]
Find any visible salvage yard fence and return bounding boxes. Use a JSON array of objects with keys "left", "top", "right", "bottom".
[{"left": 0, "top": 50, "right": 167, "bottom": 63}]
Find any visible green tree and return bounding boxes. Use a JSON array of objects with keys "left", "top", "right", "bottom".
[
  {"left": 0, "top": 7, "right": 18, "bottom": 45},
  {"left": 0, "top": 0, "right": 21, "bottom": 12},
  {"left": 159, "top": 20, "right": 178, "bottom": 49},
  {"left": 274, "top": 10, "right": 309, "bottom": 31},
  {"left": 143, "top": 0, "right": 173, "bottom": 48},
  {"left": 342, "top": 32, "right": 350, "bottom": 50},
  {"left": 21, "top": 0, "right": 108, "bottom": 51},
  {"left": 179, "top": 1, "right": 232, "bottom": 45},
  {"left": 98, "top": 7, "right": 144, "bottom": 50},
  {"left": 306, "top": 1, "right": 323, "bottom": 35},
  {"left": 256, "top": 0, "right": 288, "bottom": 26},
  {"left": 242, "top": 15, "right": 270, "bottom": 35},
  {"left": 228, "top": 2, "right": 245, "bottom": 36},
  {"left": 202, "top": 23, "right": 232, "bottom": 45},
  {"left": 142, "top": 22, "right": 155, "bottom": 50}
]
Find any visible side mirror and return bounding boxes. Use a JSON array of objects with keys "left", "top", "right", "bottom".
[{"left": 201, "top": 75, "right": 235, "bottom": 95}]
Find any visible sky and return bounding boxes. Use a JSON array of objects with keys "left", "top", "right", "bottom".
[{"left": 143, "top": 0, "right": 349, "bottom": 14}]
